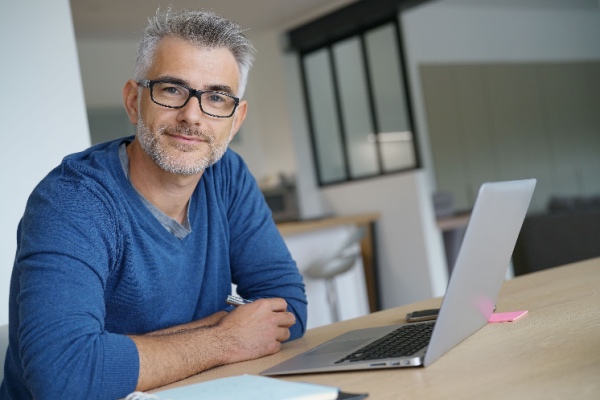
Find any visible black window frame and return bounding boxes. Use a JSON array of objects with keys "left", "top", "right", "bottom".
[{"left": 294, "top": 15, "right": 421, "bottom": 186}]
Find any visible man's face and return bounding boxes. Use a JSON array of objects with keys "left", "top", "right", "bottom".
[{"left": 135, "top": 36, "right": 245, "bottom": 175}]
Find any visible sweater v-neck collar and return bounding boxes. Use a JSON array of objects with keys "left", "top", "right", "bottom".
[{"left": 117, "top": 140, "right": 193, "bottom": 240}]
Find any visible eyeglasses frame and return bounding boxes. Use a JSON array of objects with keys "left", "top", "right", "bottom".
[{"left": 137, "top": 79, "right": 240, "bottom": 118}]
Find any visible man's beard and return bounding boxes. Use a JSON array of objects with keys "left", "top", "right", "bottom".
[{"left": 136, "top": 118, "right": 231, "bottom": 175}]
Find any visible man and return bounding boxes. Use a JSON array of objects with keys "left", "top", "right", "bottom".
[{"left": 0, "top": 9, "right": 307, "bottom": 400}]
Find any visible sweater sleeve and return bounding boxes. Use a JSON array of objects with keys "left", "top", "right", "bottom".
[
  {"left": 15, "top": 169, "right": 139, "bottom": 399},
  {"left": 222, "top": 153, "right": 308, "bottom": 339}
]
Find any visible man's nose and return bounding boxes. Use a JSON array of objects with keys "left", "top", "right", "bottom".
[{"left": 176, "top": 95, "right": 205, "bottom": 125}]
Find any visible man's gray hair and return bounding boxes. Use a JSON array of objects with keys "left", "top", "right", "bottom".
[{"left": 135, "top": 8, "right": 256, "bottom": 98}]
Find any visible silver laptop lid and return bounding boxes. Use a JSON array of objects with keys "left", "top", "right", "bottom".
[{"left": 424, "top": 179, "right": 536, "bottom": 366}]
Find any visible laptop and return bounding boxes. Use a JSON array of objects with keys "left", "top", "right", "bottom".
[{"left": 262, "top": 179, "right": 536, "bottom": 376}]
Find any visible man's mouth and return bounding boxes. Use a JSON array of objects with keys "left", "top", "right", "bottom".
[
  {"left": 162, "top": 126, "right": 214, "bottom": 145},
  {"left": 169, "top": 133, "right": 204, "bottom": 143}
]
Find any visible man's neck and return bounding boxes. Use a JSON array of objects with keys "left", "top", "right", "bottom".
[{"left": 127, "top": 140, "right": 202, "bottom": 224}]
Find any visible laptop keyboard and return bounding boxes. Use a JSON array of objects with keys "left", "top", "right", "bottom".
[{"left": 335, "top": 322, "right": 435, "bottom": 363}]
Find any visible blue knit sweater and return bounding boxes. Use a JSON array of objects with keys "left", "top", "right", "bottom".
[{"left": 0, "top": 137, "right": 307, "bottom": 400}]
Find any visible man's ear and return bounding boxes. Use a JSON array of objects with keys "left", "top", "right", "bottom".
[
  {"left": 229, "top": 100, "right": 248, "bottom": 140},
  {"left": 122, "top": 79, "right": 140, "bottom": 124}
]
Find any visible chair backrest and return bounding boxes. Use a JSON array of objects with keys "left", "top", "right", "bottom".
[
  {"left": 0, "top": 324, "right": 8, "bottom": 383},
  {"left": 304, "top": 225, "right": 366, "bottom": 280}
]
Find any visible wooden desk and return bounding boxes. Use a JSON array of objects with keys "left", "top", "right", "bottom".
[
  {"left": 154, "top": 257, "right": 600, "bottom": 399},
  {"left": 436, "top": 211, "right": 470, "bottom": 231},
  {"left": 277, "top": 212, "right": 381, "bottom": 312}
]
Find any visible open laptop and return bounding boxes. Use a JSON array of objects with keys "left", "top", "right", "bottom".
[{"left": 262, "top": 179, "right": 536, "bottom": 376}]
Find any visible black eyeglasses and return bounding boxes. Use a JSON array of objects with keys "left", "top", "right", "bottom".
[{"left": 138, "top": 79, "right": 240, "bottom": 118}]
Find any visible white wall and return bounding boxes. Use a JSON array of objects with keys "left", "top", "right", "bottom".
[
  {"left": 77, "top": 38, "right": 138, "bottom": 108},
  {"left": 239, "top": 31, "right": 299, "bottom": 183},
  {"left": 320, "top": 172, "right": 449, "bottom": 307},
  {"left": 0, "top": 0, "right": 91, "bottom": 325},
  {"left": 400, "top": 0, "right": 600, "bottom": 190}
]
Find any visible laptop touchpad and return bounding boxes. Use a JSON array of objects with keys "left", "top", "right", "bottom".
[{"left": 306, "top": 339, "right": 367, "bottom": 356}]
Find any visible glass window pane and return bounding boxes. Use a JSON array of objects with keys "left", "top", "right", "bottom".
[
  {"left": 333, "top": 37, "right": 380, "bottom": 178},
  {"left": 365, "top": 24, "right": 416, "bottom": 171},
  {"left": 303, "top": 49, "right": 347, "bottom": 183}
]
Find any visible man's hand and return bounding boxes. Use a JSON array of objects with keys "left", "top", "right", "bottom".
[
  {"left": 129, "top": 298, "right": 295, "bottom": 392},
  {"left": 216, "top": 298, "right": 296, "bottom": 364}
]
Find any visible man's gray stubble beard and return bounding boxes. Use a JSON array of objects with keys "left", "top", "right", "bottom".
[{"left": 136, "top": 118, "right": 231, "bottom": 175}]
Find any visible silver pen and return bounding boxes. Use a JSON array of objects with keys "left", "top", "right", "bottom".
[{"left": 226, "top": 294, "right": 253, "bottom": 307}]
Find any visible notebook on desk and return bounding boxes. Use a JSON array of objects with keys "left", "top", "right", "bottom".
[{"left": 262, "top": 179, "right": 536, "bottom": 376}]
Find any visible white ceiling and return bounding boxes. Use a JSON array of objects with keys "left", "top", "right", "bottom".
[
  {"left": 70, "top": 0, "right": 599, "bottom": 41},
  {"left": 70, "top": 0, "right": 360, "bottom": 40}
]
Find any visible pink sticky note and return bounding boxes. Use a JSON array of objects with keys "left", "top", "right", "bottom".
[{"left": 488, "top": 310, "right": 528, "bottom": 323}]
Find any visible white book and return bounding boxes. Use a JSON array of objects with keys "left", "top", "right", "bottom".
[{"left": 125, "top": 374, "right": 339, "bottom": 400}]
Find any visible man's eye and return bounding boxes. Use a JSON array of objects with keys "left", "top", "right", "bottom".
[
  {"left": 156, "top": 83, "right": 187, "bottom": 97},
  {"left": 163, "top": 85, "right": 182, "bottom": 95},
  {"left": 206, "top": 93, "right": 227, "bottom": 103},
  {"left": 164, "top": 86, "right": 180, "bottom": 94}
]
